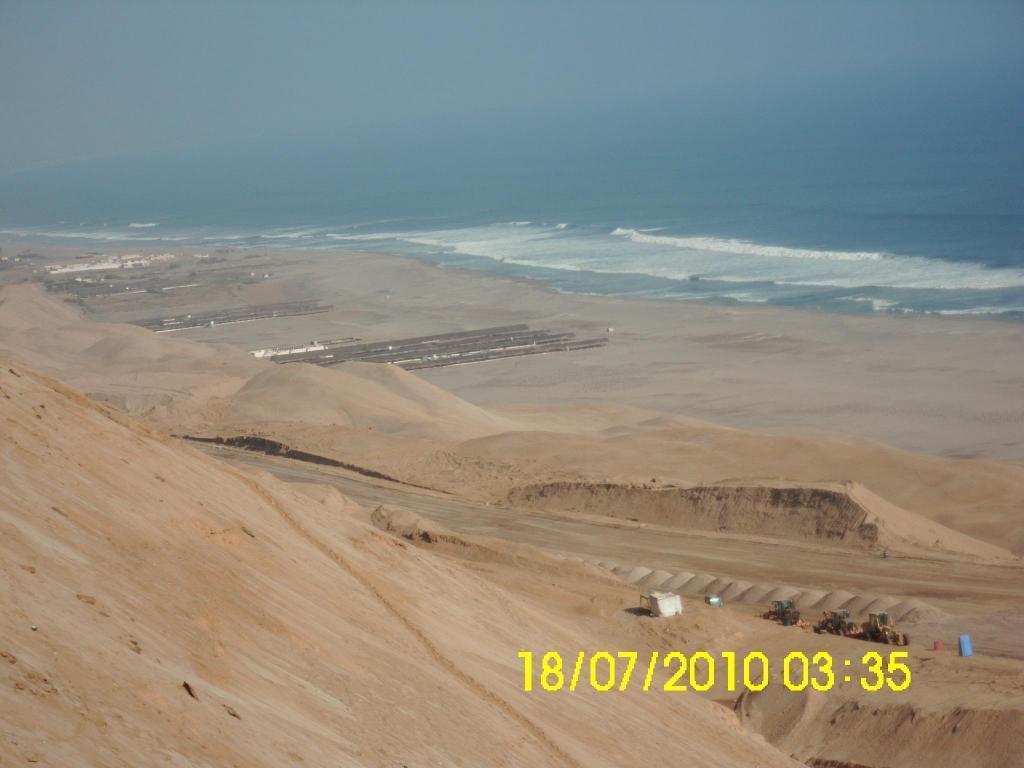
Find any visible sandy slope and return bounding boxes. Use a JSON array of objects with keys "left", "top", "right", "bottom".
[
  {"left": 373, "top": 509, "right": 1024, "bottom": 768},
  {"left": 438, "top": 427, "right": 1024, "bottom": 556},
  {"left": 3, "top": 262, "right": 1024, "bottom": 767},
  {"left": 0, "top": 283, "right": 262, "bottom": 416},
  {"left": 0, "top": 284, "right": 518, "bottom": 441},
  {"left": 2, "top": 283, "right": 1020, "bottom": 558},
  {"left": 505, "top": 479, "right": 1013, "bottom": 560},
  {"left": 0, "top": 361, "right": 800, "bottom": 767},
  {"left": 199, "top": 360, "right": 519, "bottom": 440}
]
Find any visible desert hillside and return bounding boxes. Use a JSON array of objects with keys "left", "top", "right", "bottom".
[
  {"left": 0, "top": 361, "right": 799, "bottom": 767},
  {"left": 2, "top": 283, "right": 1021, "bottom": 557},
  {"left": 0, "top": 283, "right": 262, "bottom": 416},
  {"left": 2, "top": 263, "right": 1023, "bottom": 768}
]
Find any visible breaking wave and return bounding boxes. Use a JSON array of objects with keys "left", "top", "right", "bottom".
[
  {"left": 352, "top": 222, "right": 1024, "bottom": 293},
  {"left": 611, "top": 228, "right": 885, "bottom": 262},
  {"left": 6, "top": 218, "right": 1024, "bottom": 317}
]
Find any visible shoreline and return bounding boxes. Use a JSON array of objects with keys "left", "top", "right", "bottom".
[
  {"left": 7, "top": 234, "right": 1024, "bottom": 327},
  {"left": 4, "top": 228, "right": 1024, "bottom": 321},
  {"left": 4, "top": 238, "right": 1024, "bottom": 462}
]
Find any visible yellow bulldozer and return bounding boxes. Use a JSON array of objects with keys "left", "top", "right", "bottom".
[
  {"left": 813, "top": 608, "right": 861, "bottom": 638},
  {"left": 863, "top": 611, "right": 909, "bottom": 646},
  {"left": 813, "top": 609, "right": 909, "bottom": 645}
]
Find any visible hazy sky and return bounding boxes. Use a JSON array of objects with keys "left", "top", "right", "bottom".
[{"left": 1, "top": 0, "right": 1022, "bottom": 174}]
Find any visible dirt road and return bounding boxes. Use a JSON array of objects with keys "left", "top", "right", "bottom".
[{"left": 196, "top": 443, "right": 1024, "bottom": 658}]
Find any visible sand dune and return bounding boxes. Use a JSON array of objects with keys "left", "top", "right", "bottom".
[
  {"left": 0, "top": 284, "right": 519, "bottom": 442},
  {"left": 0, "top": 284, "right": 261, "bottom": 415},
  {"left": 0, "top": 361, "right": 798, "bottom": 767},
  {"left": 445, "top": 429, "right": 1024, "bottom": 555},
  {"left": 199, "top": 360, "right": 519, "bottom": 440},
  {"left": 4, "top": 283, "right": 1021, "bottom": 561}
]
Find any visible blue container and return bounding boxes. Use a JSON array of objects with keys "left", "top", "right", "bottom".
[{"left": 958, "top": 634, "right": 973, "bottom": 657}]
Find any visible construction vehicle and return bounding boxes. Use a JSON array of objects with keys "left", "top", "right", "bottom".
[
  {"left": 764, "top": 599, "right": 804, "bottom": 627},
  {"left": 813, "top": 609, "right": 862, "bottom": 638},
  {"left": 863, "top": 611, "right": 909, "bottom": 646}
]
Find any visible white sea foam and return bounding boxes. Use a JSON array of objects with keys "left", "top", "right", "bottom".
[
  {"left": 258, "top": 227, "right": 324, "bottom": 240},
  {"left": 128, "top": 222, "right": 159, "bottom": 228},
  {"left": 379, "top": 222, "right": 1024, "bottom": 293},
  {"left": 931, "top": 306, "right": 1024, "bottom": 316},
  {"left": 325, "top": 231, "right": 404, "bottom": 241},
  {"left": 0, "top": 227, "right": 186, "bottom": 242},
  {"left": 720, "top": 292, "right": 770, "bottom": 303},
  {"left": 9, "top": 219, "right": 1024, "bottom": 315},
  {"left": 847, "top": 297, "right": 899, "bottom": 312},
  {"left": 611, "top": 228, "right": 884, "bottom": 262},
  {"left": 315, "top": 222, "right": 1024, "bottom": 294}
]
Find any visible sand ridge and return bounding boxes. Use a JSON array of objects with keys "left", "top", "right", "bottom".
[
  {"left": 506, "top": 479, "right": 1013, "bottom": 560},
  {"left": 2, "top": 282, "right": 1022, "bottom": 558},
  {"left": 0, "top": 361, "right": 801, "bottom": 767}
]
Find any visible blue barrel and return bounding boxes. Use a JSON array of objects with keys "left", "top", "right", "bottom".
[{"left": 958, "top": 634, "right": 973, "bottom": 657}]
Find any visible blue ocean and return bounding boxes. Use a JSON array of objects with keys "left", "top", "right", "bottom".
[{"left": 2, "top": 120, "right": 1022, "bottom": 318}]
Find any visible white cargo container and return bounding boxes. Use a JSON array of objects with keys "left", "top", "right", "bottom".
[{"left": 640, "top": 590, "right": 683, "bottom": 617}]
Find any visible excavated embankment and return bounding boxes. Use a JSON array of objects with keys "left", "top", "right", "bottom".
[
  {"left": 736, "top": 685, "right": 1024, "bottom": 768},
  {"left": 508, "top": 482, "right": 880, "bottom": 546}
]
